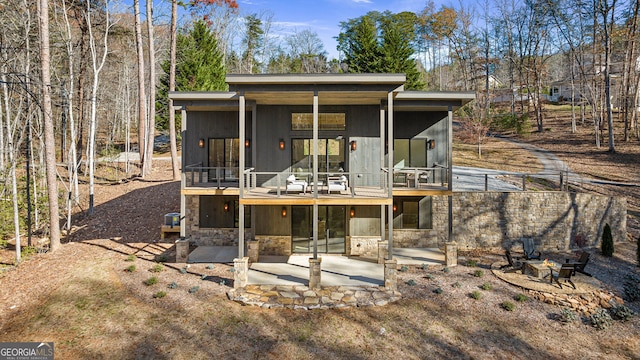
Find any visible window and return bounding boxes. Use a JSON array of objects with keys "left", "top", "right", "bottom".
[
  {"left": 199, "top": 196, "right": 250, "bottom": 228},
  {"left": 393, "top": 197, "right": 432, "bottom": 229},
  {"left": 394, "top": 139, "right": 427, "bottom": 168},
  {"left": 291, "top": 113, "right": 346, "bottom": 130}
]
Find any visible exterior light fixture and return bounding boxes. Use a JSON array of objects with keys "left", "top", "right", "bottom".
[
  {"left": 350, "top": 207, "right": 355, "bottom": 218},
  {"left": 393, "top": 203, "right": 397, "bottom": 212},
  {"left": 281, "top": 207, "right": 287, "bottom": 217},
  {"left": 198, "top": 138, "right": 205, "bottom": 148},
  {"left": 223, "top": 202, "right": 230, "bottom": 212},
  {"left": 245, "top": 139, "right": 251, "bottom": 148},
  {"left": 279, "top": 139, "right": 285, "bottom": 150},
  {"left": 428, "top": 139, "right": 435, "bottom": 149},
  {"left": 350, "top": 140, "right": 357, "bottom": 151}
]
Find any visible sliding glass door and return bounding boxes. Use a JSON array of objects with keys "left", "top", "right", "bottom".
[
  {"left": 208, "top": 138, "right": 239, "bottom": 181},
  {"left": 291, "top": 206, "right": 346, "bottom": 254},
  {"left": 291, "top": 138, "right": 345, "bottom": 175}
]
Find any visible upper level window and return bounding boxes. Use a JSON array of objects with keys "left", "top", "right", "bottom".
[{"left": 292, "top": 113, "right": 346, "bottom": 131}]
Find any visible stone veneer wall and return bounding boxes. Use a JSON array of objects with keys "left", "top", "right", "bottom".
[
  {"left": 255, "top": 236, "right": 291, "bottom": 256},
  {"left": 394, "top": 229, "right": 440, "bottom": 248},
  {"left": 431, "top": 192, "right": 626, "bottom": 251},
  {"left": 185, "top": 195, "right": 253, "bottom": 246},
  {"left": 350, "top": 236, "right": 381, "bottom": 258}
]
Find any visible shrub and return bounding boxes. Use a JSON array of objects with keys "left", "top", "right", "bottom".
[
  {"left": 557, "top": 308, "right": 578, "bottom": 323},
  {"left": 452, "top": 281, "right": 462, "bottom": 288},
  {"left": 514, "top": 293, "right": 529, "bottom": 302},
  {"left": 144, "top": 276, "right": 159, "bottom": 286},
  {"left": 466, "top": 259, "right": 477, "bottom": 267},
  {"left": 125, "top": 265, "right": 136, "bottom": 273},
  {"left": 481, "top": 282, "right": 493, "bottom": 291},
  {"left": 219, "top": 280, "right": 226, "bottom": 286},
  {"left": 470, "top": 291, "right": 482, "bottom": 300},
  {"left": 153, "top": 291, "right": 167, "bottom": 299},
  {"left": 168, "top": 282, "right": 178, "bottom": 289},
  {"left": 125, "top": 254, "right": 136, "bottom": 262},
  {"left": 406, "top": 279, "right": 416, "bottom": 286},
  {"left": 433, "top": 287, "right": 443, "bottom": 294},
  {"left": 589, "top": 308, "right": 613, "bottom": 330},
  {"left": 473, "top": 270, "right": 484, "bottom": 277},
  {"left": 601, "top": 223, "right": 614, "bottom": 257},
  {"left": 189, "top": 286, "right": 200, "bottom": 294},
  {"left": 180, "top": 267, "right": 188, "bottom": 274},
  {"left": 0, "top": 239, "right": 8, "bottom": 249},
  {"left": 609, "top": 304, "right": 635, "bottom": 322},
  {"left": 424, "top": 273, "right": 434, "bottom": 280},
  {"left": 156, "top": 254, "right": 168, "bottom": 263},
  {"left": 493, "top": 112, "right": 531, "bottom": 135},
  {"left": 623, "top": 275, "right": 640, "bottom": 302},
  {"left": 150, "top": 264, "right": 164, "bottom": 273},
  {"left": 201, "top": 275, "right": 208, "bottom": 280},
  {"left": 443, "top": 267, "right": 451, "bottom": 274},
  {"left": 421, "top": 263, "right": 429, "bottom": 270},
  {"left": 207, "top": 264, "right": 215, "bottom": 270},
  {"left": 501, "top": 301, "right": 515, "bottom": 311},
  {"left": 400, "top": 265, "right": 409, "bottom": 272}
]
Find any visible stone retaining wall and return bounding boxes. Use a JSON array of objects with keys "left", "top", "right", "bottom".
[
  {"left": 528, "top": 289, "right": 624, "bottom": 316},
  {"left": 350, "top": 236, "right": 381, "bottom": 258},
  {"left": 184, "top": 195, "right": 252, "bottom": 246},
  {"left": 255, "top": 236, "right": 291, "bottom": 256},
  {"left": 432, "top": 192, "right": 626, "bottom": 251}
]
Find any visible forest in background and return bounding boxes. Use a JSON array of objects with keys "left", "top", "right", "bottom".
[{"left": 0, "top": 0, "right": 639, "bottom": 258}]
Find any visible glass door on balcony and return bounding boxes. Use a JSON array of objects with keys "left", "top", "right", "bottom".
[
  {"left": 291, "top": 138, "right": 345, "bottom": 178},
  {"left": 291, "top": 206, "right": 345, "bottom": 254},
  {"left": 208, "top": 138, "right": 239, "bottom": 181}
]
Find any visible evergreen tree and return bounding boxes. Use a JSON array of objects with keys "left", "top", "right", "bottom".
[
  {"left": 157, "top": 20, "right": 227, "bottom": 130},
  {"left": 337, "top": 11, "right": 425, "bottom": 90},
  {"left": 601, "top": 223, "right": 614, "bottom": 257}
]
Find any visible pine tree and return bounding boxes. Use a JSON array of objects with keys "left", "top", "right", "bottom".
[
  {"left": 157, "top": 20, "right": 227, "bottom": 130},
  {"left": 601, "top": 223, "right": 614, "bottom": 257}
]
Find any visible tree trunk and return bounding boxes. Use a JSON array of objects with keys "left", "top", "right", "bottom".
[
  {"left": 169, "top": 0, "right": 180, "bottom": 180},
  {"left": 134, "top": 0, "right": 147, "bottom": 176},
  {"left": 38, "top": 0, "right": 61, "bottom": 252},
  {"left": 144, "top": 0, "right": 156, "bottom": 176}
]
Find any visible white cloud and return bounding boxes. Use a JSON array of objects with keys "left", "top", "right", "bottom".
[{"left": 352, "top": 0, "right": 373, "bottom": 3}]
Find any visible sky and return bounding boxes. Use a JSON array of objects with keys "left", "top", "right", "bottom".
[{"left": 235, "top": 0, "right": 448, "bottom": 60}]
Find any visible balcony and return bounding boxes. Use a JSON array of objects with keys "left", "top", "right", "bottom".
[{"left": 183, "top": 164, "right": 449, "bottom": 199}]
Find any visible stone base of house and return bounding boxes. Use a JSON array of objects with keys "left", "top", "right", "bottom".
[{"left": 227, "top": 285, "right": 402, "bottom": 309}]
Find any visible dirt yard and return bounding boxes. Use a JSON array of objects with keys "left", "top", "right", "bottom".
[{"left": 1, "top": 108, "right": 640, "bottom": 359}]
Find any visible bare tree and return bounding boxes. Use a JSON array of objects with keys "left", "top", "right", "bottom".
[
  {"left": 38, "top": 0, "right": 61, "bottom": 252},
  {"left": 168, "top": 0, "right": 180, "bottom": 180},
  {"left": 134, "top": 0, "right": 147, "bottom": 176},
  {"left": 144, "top": 0, "right": 156, "bottom": 176}
]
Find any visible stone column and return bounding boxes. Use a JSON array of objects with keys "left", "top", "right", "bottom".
[
  {"left": 445, "top": 242, "right": 458, "bottom": 267},
  {"left": 233, "top": 257, "right": 249, "bottom": 289},
  {"left": 247, "top": 240, "right": 259, "bottom": 263},
  {"left": 378, "top": 241, "right": 389, "bottom": 264},
  {"left": 384, "top": 259, "right": 398, "bottom": 291},
  {"left": 309, "top": 257, "right": 322, "bottom": 290},
  {"left": 175, "top": 238, "right": 189, "bottom": 263}
]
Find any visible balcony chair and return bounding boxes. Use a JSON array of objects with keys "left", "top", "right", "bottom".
[
  {"left": 285, "top": 174, "right": 308, "bottom": 194},
  {"left": 499, "top": 250, "right": 524, "bottom": 273},
  {"left": 327, "top": 175, "right": 348, "bottom": 194},
  {"left": 566, "top": 251, "right": 592, "bottom": 277}
]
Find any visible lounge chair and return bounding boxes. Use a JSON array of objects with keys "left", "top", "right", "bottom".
[
  {"left": 566, "top": 251, "right": 592, "bottom": 277},
  {"left": 522, "top": 238, "right": 542, "bottom": 260},
  {"left": 550, "top": 264, "right": 577, "bottom": 289},
  {"left": 327, "top": 175, "right": 347, "bottom": 194},
  {"left": 499, "top": 250, "right": 524, "bottom": 272},
  {"left": 285, "top": 174, "right": 307, "bottom": 194}
]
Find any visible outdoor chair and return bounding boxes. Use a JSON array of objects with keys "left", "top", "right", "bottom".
[
  {"left": 550, "top": 264, "right": 577, "bottom": 289},
  {"left": 566, "top": 251, "right": 592, "bottom": 277},
  {"left": 522, "top": 238, "right": 542, "bottom": 260},
  {"left": 285, "top": 174, "right": 307, "bottom": 194},
  {"left": 327, "top": 175, "right": 348, "bottom": 194},
  {"left": 499, "top": 250, "right": 524, "bottom": 273}
]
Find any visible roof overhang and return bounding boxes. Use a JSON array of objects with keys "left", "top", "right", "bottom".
[{"left": 391, "top": 91, "right": 476, "bottom": 111}]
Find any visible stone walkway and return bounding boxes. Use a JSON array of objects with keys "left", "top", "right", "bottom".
[{"left": 227, "top": 284, "right": 402, "bottom": 309}]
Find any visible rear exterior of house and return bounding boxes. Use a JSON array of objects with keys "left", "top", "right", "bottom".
[{"left": 170, "top": 74, "right": 474, "bottom": 261}]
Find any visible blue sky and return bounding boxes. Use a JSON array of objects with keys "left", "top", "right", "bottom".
[{"left": 236, "top": 0, "right": 450, "bottom": 59}]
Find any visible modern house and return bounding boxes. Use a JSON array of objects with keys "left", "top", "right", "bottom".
[{"left": 170, "top": 74, "right": 475, "bottom": 274}]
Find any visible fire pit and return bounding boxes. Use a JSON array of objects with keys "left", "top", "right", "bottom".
[{"left": 523, "top": 259, "right": 560, "bottom": 280}]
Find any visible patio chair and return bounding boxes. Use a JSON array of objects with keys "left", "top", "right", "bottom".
[
  {"left": 285, "top": 174, "right": 307, "bottom": 194},
  {"left": 550, "top": 264, "right": 577, "bottom": 289},
  {"left": 566, "top": 251, "right": 592, "bottom": 277},
  {"left": 499, "top": 250, "right": 524, "bottom": 272},
  {"left": 522, "top": 238, "right": 542, "bottom": 260},
  {"left": 327, "top": 175, "right": 348, "bottom": 194}
]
